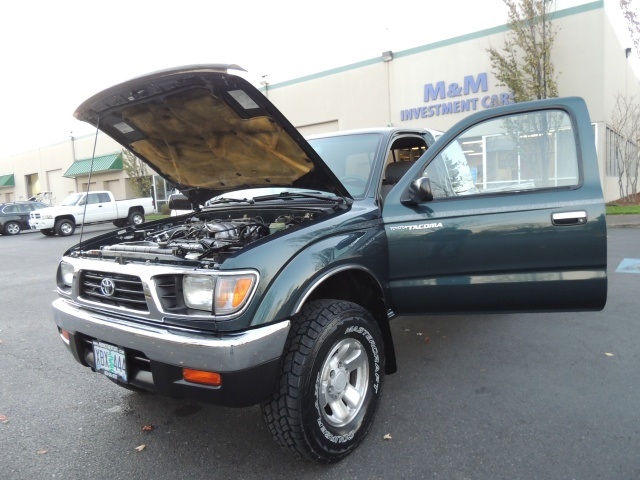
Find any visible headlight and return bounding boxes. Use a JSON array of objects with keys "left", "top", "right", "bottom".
[
  {"left": 42, "top": 214, "right": 54, "bottom": 219},
  {"left": 183, "top": 275, "right": 214, "bottom": 311},
  {"left": 183, "top": 273, "right": 257, "bottom": 314},
  {"left": 60, "top": 261, "right": 74, "bottom": 287},
  {"left": 215, "top": 275, "right": 256, "bottom": 315}
]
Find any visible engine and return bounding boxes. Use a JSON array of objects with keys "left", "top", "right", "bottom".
[
  {"left": 98, "top": 214, "right": 310, "bottom": 264},
  {"left": 149, "top": 217, "right": 270, "bottom": 257}
]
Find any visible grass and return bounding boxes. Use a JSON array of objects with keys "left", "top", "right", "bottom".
[
  {"left": 606, "top": 204, "right": 640, "bottom": 215},
  {"left": 146, "top": 213, "right": 170, "bottom": 221}
]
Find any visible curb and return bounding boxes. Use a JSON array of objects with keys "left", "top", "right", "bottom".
[{"left": 606, "top": 214, "right": 640, "bottom": 228}]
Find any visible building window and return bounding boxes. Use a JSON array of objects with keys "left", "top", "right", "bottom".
[{"left": 606, "top": 126, "right": 638, "bottom": 178}]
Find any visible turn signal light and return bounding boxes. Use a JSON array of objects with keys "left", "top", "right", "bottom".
[
  {"left": 59, "top": 328, "right": 70, "bottom": 345},
  {"left": 182, "top": 368, "right": 222, "bottom": 387},
  {"left": 214, "top": 275, "right": 256, "bottom": 315}
]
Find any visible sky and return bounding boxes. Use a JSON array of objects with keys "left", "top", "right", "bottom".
[{"left": 0, "top": 0, "right": 635, "bottom": 159}]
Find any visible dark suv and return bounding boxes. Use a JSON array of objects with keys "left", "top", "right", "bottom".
[{"left": 0, "top": 201, "right": 48, "bottom": 235}]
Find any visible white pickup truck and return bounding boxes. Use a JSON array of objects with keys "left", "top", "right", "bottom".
[{"left": 29, "top": 191, "right": 154, "bottom": 236}]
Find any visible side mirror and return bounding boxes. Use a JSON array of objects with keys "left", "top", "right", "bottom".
[
  {"left": 402, "top": 177, "right": 434, "bottom": 205},
  {"left": 168, "top": 193, "right": 191, "bottom": 210}
]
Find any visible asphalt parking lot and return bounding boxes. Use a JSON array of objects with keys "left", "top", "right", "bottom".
[{"left": 1, "top": 223, "right": 639, "bottom": 479}]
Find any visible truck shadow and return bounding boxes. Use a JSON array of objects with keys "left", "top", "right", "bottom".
[{"left": 65, "top": 309, "right": 610, "bottom": 479}]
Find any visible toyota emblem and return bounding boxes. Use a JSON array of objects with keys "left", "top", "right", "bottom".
[{"left": 100, "top": 278, "right": 116, "bottom": 297}]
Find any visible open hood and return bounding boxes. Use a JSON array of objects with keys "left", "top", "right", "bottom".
[{"left": 74, "top": 65, "right": 351, "bottom": 205}]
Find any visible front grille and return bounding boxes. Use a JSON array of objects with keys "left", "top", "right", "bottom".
[
  {"left": 155, "top": 274, "right": 183, "bottom": 311},
  {"left": 80, "top": 270, "right": 148, "bottom": 312}
]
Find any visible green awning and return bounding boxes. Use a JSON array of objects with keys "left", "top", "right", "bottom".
[
  {"left": 63, "top": 153, "right": 123, "bottom": 178},
  {"left": 0, "top": 173, "right": 15, "bottom": 188}
]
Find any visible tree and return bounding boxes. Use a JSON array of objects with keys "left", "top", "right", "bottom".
[
  {"left": 611, "top": 94, "right": 640, "bottom": 202},
  {"left": 615, "top": 1, "right": 640, "bottom": 203},
  {"left": 487, "top": 1, "right": 561, "bottom": 184},
  {"left": 620, "top": 0, "right": 639, "bottom": 56},
  {"left": 487, "top": 0, "right": 559, "bottom": 102},
  {"left": 122, "top": 149, "right": 153, "bottom": 198}
]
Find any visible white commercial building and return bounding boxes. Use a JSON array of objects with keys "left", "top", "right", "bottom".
[{"left": 0, "top": 0, "right": 638, "bottom": 204}]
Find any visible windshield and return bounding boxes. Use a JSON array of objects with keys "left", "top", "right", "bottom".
[
  {"left": 198, "top": 133, "right": 382, "bottom": 205},
  {"left": 59, "top": 193, "right": 84, "bottom": 206},
  {"left": 307, "top": 133, "right": 381, "bottom": 197}
]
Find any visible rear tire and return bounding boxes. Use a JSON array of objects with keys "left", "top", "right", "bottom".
[
  {"left": 127, "top": 211, "right": 144, "bottom": 226},
  {"left": 261, "top": 300, "right": 384, "bottom": 464},
  {"left": 54, "top": 219, "right": 75, "bottom": 236},
  {"left": 4, "top": 221, "right": 21, "bottom": 235}
]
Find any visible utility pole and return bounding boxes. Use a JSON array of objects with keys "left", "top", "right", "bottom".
[{"left": 70, "top": 132, "right": 78, "bottom": 193}]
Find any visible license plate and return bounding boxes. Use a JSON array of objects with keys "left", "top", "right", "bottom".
[{"left": 93, "top": 340, "right": 128, "bottom": 383}]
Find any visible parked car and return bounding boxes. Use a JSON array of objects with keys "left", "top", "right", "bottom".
[
  {"left": 0, "top": 201, "right": 48, "bottom": 235},
  {"left": 29, "top": 191, "right": 154, "bottom": 236}
]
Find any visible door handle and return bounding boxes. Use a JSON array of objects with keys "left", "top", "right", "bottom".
[{"left": 552, "top": 211, "right": 587, "bottom": 226}]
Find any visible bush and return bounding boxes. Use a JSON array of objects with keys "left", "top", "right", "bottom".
[{"left": 160, "top": 203, "right": 170, "bottom": 215}]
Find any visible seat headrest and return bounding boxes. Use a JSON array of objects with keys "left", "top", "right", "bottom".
[{"left": 385, "top": 161, "right": 415, "bottom": 183}]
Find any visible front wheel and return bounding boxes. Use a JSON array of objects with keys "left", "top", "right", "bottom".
[
  {"left": 262, "top": 300, "right": 384, "bottom": 463},
  {"left": 54, "top": 219, "right": 75, "bottom": 236}
]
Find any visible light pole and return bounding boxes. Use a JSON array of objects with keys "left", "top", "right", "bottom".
[
  {"left": 260, "top": 75, "right": 269, "bottom": 98},
  {"left": 382, "top": 51, "right": 394, "bottom": 127},
  {"left": 70, "top": 132, "right": 78, "bottom": 193}
]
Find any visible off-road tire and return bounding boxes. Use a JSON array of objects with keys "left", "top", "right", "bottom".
[{"left": 262, "top": 299, "right": 384, "bottom": 463}]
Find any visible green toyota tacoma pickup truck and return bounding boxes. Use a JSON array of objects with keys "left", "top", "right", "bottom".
[{"left": 53, "top": 65, "right": 607, "bottom": 463}]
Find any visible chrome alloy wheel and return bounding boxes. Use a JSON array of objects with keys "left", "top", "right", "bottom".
[
  {"left": 60, "top": 222, "right": 73, "bottom": 235},
  {"left": 5, "top": 222, "right": 20, "bottom": 235},
  {"left": 318, "top": 337, "right": 369, "bottom": 428}
]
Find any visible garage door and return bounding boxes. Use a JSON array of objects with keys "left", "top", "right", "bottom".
[{"left": 46, "top": 169, "right": 63, "bottom": 204}]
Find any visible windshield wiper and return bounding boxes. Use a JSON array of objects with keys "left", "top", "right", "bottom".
[
  {"left": 252, "top": 191, "right": 345, "bottom": 203},
  {"left": 207, "top": 197, "right": 255, "bottom": 205}
]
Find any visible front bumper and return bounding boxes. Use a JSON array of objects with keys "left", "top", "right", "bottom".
[
  {"left": 29, "top": 218, "right": 54, "bottom": 230},
  {"left": 53, "top": 298, "right": 289, "bottom": 406}
]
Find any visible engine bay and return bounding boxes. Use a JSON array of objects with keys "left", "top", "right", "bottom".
[{"left": 75, "top": 206, "right": 329, "bottom": 267}]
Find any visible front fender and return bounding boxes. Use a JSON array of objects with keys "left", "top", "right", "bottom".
[{"left": 250, "top": 226, "right": 388, "bottom": 326}]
